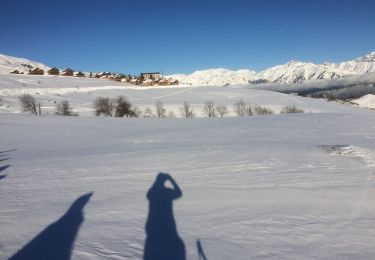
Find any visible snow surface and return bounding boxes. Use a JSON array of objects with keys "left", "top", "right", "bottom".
[
  {"left": 351, "top": 94, "right": 375, "bottom": 109},
  {"left": 1, "top": 109, "right": 375, "bottom": 259},
  {"left": 1, "top": 73, "right": 375, "bottom": 259}
]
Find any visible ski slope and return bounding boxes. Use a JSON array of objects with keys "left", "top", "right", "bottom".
[{"left": 1, "top": 90, "right": 375, "bottom": 259}]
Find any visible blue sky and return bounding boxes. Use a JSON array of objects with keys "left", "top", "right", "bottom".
[{"left": 1, "top": 0, "right": 374, "bottom": 74}]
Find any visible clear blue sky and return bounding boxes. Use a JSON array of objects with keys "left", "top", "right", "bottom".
[{"left": 1, "top": 0, "right": 374, "bottom": 74}]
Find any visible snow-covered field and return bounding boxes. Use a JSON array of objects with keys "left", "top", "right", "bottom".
[
  {"left": 1, "top": 110, "right": 375, "bottom": 259},
  {"left": 0, "top": 74, "right": 365, "bottom": 117},
  {"left": 1, "top": 74, "right": 375, "bottom": 259}
]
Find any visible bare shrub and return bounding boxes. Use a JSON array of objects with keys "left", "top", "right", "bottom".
[
  {"left": 143, "top": 107, "right": 155, "bottom": 118},
  {"left": 179, "top": 101, "right": 194, "bottom": 118},
  {"left": 93, "top": 97, "right": 114, "bottom": 117},
  {"left": 215, "top": 104, "right": 229, "bottom": 117},
  {"left": 154, "top": 100, "right": 166, "bottom": 118},
  {"left": 19, "top": 94, "right": 42, "bottom": 115},
  {"left": 280, "top": 105, "right": 304, "bottom": 114},
  {"left": 253, "top": 105, "right": 273, "bottom": 115},
  {"left": 202, "top": 101, "right": 217, "bottom": 117},
  {"left": 233, "top": 100, "right": 246, "bottom": 116},
  {"left": 233, "top": 100, "right": 252, "bottom": 116},
  {"left": 114, "top": 95, "right": 136, "bottom": 117},
  {"left": 55, "top": 100, "right": 78, "bottom": 116}
]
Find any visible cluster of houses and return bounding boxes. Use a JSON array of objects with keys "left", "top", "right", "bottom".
[
  {"left": 10, "top": 67, "right": 85, "bottom": 77},
  {"left": 10, "top": 68, "right": 179, "bottom": 86}
]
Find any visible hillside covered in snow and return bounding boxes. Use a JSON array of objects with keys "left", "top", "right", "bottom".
[
  {"left": 0, "top": 54, "right": 50, "bottom": 74},
  {"left": 169, "top": 51, "right": 375, "bottom": 86}
]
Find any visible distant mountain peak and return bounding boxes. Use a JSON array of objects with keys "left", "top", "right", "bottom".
[
  {"left": 356, "top": 51, "right": 375, "bottom": 62},
  {"left": 287, "top": 60, "right": 303, "bottom": 66},
  {"left": 169, "top": 51, "right": 375, "bottom": 86}
]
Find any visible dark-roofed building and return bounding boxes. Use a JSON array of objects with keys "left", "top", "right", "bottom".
[
  {"left": 62, "top": 68, "right": 74, "bottom": 76},
  {"left": 10, "top": 70, "right": 22, "bottom": 74},
  {"left": 28, "top": 68, "right": 44, "bottom": 75},
  {"left": 141, "top": 72, "right": 161, "bottom": 80},
  {"left": 75, "top": 71, "right": 85, "bottom": 77},
  {"left": 48, "top": 67, "right": 60, "bottom": 75}
]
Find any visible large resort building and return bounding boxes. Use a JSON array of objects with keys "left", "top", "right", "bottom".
[{"left": 141, "top": 72, "right": 161, "bottom": 80}]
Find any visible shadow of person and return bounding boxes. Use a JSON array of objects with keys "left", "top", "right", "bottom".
[
  {"left": 9, "top": 192, "right": 93, "bottom": 260},
  {"left": 144, "top": 173, "right": 186, "bottom": 260}
]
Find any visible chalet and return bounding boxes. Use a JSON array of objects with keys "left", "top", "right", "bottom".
[
  {"left": 62, "top": 68, "right": 74, "bottom": 76},
  {"left": 169, "top": 79, "right": 179, "bottom": 85},
  {"left": 113, "top": 75, "right": 124, "bottom": 81},
  {"left": 129, "top": 78, "right": 139, "bottom": 85},
  {"left": 28, "top": 68, "right": 44, "bottom": 75},
  {"left": 141, "top": 72, "right": 161, "bottom": 80},
  {"left": 10, "top": 70, "right": 22, "bottom": 74},
  {"left": 75, "top": 71, "right": 85, "bottom": 77},
  {"left": 121, "top": 76, "right": 131, "bottom": 82},
  {"left": 156, "top": 78, "right": 170, "bottom": 86},
  {"left": 141, "top": 79, "right": 154, "bottom": 86},
  {"left": 48, "top": 67, "right": 60, "bottom": 75}
]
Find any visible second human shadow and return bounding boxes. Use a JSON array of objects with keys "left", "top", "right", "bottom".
[{"left": 143, "top": 173, "right": 186, "bottom": 260}]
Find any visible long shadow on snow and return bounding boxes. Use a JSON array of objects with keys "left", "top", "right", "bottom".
[
  {"left": 0, "top": 149, "right": 17, "bottom": 154},
  {"left": 144, "top": 173, "right": 186, "bottom": 260},
  {"left": 0, "top": 165, "right": 10, "bottom": 173},
  {"left": 9, "top": 192, "right": 93, "bottom": 260},
  {"left": 0, "top": 174, "right": 6, "bottom": 180}
]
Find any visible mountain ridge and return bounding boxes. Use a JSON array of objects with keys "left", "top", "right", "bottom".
[
  {"left": 170, "top": 51, "right": 375, "bottom": 85},
  {"left": 1, "top": 51, "right": 375, "bottom": 86}
]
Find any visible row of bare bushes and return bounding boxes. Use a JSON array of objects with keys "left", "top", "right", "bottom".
[{"left": 13, "top": 94, "right": 304, "bottom": 117}]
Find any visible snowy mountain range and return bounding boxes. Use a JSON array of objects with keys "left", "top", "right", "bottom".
[
  {"left": 170, "top": 51, "right": 375, "bottom": 85},
  {"left": 1, "top": 51, "right": 375, "bottom": 86}
]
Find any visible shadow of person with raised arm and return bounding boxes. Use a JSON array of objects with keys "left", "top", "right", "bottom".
[
  {"left": 9, "top": 192, "right": 93, "bottom": 260},
  {"left": 144, "top": 173, "right": 186, "bottom": 260}
]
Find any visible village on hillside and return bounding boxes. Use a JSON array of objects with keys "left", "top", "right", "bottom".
[{"left": 9, "top": 67, "right": 179, "bottom": 86}]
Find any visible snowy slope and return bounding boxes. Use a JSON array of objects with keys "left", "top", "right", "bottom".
[
  {"left": 169, "top": 51, "right": 375, "bottom": 86},
  {"left": 351, "top": 94, "right": 375, "bottom": 109},
  {"left": 0, "top": 73, "right": 364, "bottom": 117},
  {"left": 329, "top": 51, "right": 375, "bottom": 75},
  {"left": 0, "top": 53, "right": 50, "bottom": 74},
  {"left": 1, "top": 110, "right": 375, "bottom": 259}
]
